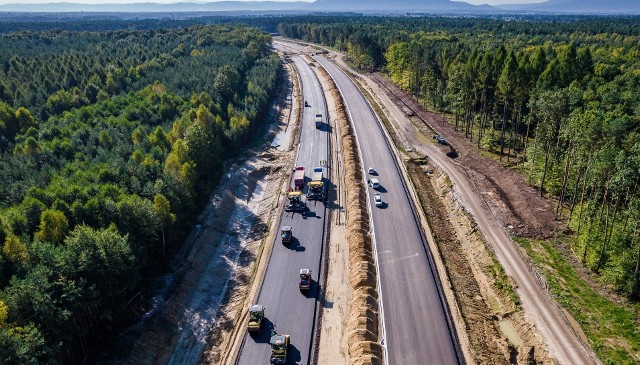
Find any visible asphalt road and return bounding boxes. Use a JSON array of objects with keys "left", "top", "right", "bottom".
[
  {"left": 275, "top": 39, "right": 598, "bottom": 365},
  {"left": 363, "top": 71, "right": 598, "bottom": 365},
  {"left": 312, "top": 54, "right": 460, "bottom": 363},
  {"left": 235, "top": 53, "right": 329, "bottom": 365}
]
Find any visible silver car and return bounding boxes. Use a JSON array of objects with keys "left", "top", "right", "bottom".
[{"left": 374, "top": 193, "right": 383, "bottom": 207}]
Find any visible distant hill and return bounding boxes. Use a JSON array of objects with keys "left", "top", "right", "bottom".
[
  {"left": 1, "top": 0, "right": 638, "bottom": 15},
  {"left": 497, "top": 0, "right": 640, "bottom": 14},
  {"left": 308, "top": 0, "right": 495, "bottom": 13},
  {"left": 0, "top": 1, "right": 309, "bottom": 13},
  {"left": 0, "top": 0, "right": 497, "bottom": 14}
]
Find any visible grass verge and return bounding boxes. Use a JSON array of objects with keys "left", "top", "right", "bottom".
[
  {"left": 486, "top": 249, "right": 521, "bottom": 308},
  {"left": 514, "top": 236, "right": 640, "bottom": 365}
]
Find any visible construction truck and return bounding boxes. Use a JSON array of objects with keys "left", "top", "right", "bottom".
[
  {"left": 247, "top": 304, "right": 265, "bottom": 333},
  {"left": 270, "top": 333, "right": 290, "bottom": 364},
  {"left": 307, "top": 166, "right": 324, "bottom": 200},
  {"left": 299, "top": 268, "right": 311, "bottom": 291},
  {"left": 281, "top": 226, "right": 292, "bottom": 244},
  {"left": 293, "top": 166, "right": 305, "bottom": 191},
  {"left": 285, "top": 191, "right": 306, "bottom": 212},
  {"left": 314, "top": 113, "right": 323, "bottom": 129}
]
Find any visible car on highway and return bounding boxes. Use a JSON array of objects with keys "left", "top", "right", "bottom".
[
  {"left": 367, "top": 167, "right": 376, "bottom": 175},
  {"left": 368, "top": 178, "right": 380, "bottom": 189},
  {"left": 374, "top": 193, "right": 383, "bottom": 207}
]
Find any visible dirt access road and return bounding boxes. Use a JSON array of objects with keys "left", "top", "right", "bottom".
[{"left": 312, "top": 46, "right": 599, "bottom": 364}]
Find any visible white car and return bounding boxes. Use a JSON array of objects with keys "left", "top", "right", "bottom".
[
  {"left": 367, "top": 167, "right": 376, "bottom": 175},
  {"left": 374, "top": 193, "right": 383, "bottom": 207}
]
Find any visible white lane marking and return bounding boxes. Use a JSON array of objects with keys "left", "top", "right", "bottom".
[{"left": 380, "top": 252, "right": 419, "bottom": 266}]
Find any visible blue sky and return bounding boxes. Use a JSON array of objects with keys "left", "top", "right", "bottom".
[{"left": 0, "top": 0, "right": 548, "bottom": 4}]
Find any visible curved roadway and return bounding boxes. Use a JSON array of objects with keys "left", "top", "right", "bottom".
[
  {"left": 235, "top": 53, "right": 329, "bottom": 365},
  {"left": 310, "top": 50, "right": 461, "bottom": 364}
]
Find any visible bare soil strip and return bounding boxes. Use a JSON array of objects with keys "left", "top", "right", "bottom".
[
  {"left": 109, "top": 60, "right": 300, "bottom": 365},
  {"left": 206, "top": 59, "right": 303, "bottom": 365},
  {"left": 408, "top": 159, "right": 554, "bottom": 364},
  {"left": 312, "top": 62, "right": 350, "bottom": 365},
  {"left": 313, "top": 58, "right": 382, "bottom": 365},
  {"left": 370, "top": 74, "right": 558, "bottom": 240}
]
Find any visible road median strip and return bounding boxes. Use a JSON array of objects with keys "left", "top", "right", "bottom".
[{"left": 314, "top": 61, "right": 383, "bottom": 365}]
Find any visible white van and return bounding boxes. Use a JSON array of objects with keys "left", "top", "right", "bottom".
[{"left": 369, "top": 178, "right": 380, "bottom": 189}]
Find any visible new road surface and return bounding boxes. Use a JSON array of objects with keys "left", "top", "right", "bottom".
[
  {"left": 271, "top": 39, "right": 597, "bottom": 365},
  {"left": 308, "top": 46, "right": 461, "bottom": 364},
  {"left": 235, "top": 52, "right": 329, "bottom": 365}
]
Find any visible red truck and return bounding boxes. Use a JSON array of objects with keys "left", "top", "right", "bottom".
[{"left": 293, "top": 166, "right": 305, "bottom": 191}]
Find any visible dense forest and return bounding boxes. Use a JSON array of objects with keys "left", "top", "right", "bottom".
[
  {"left": 0, "top": 24, "right": 280, "bottom": 363},
  {"left": 0, "top": 13, "right": 287, "bottom": 34},
  {"left": 278, "top": 16, "right": 640, "bottom": 297}
]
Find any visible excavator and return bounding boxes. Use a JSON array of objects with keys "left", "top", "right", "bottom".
[{"left": 247, "top": 304, "right": 264, "bottom": 333}]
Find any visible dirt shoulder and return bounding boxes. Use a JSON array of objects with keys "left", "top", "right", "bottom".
[
  {"left": 204, "top": 59, "right": 302, "bottom": 365},
  {"left": 342, "top": 59, "right": 597, "bottom": 364},
  {"left": 408, "top": 158, "right": 553, "bottom": 364},
  {"left": 370, "top": 74, "right": 557, "bottom": 240},
  {"left": 344, "top": 58, "right": 551, "bottom": 364}
]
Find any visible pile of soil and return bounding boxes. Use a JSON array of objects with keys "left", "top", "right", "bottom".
[{"left": 316, "top": 64, "right": 382, "bottom": 365}]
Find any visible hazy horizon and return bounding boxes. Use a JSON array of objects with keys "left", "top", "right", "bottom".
[{"left": 0, "top": 0, "right": 549, "bottom": 5}]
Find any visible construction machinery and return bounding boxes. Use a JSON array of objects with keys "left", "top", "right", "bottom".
[
  {"left": 270, "top": 333, "right": 290, "bottom": 364},
  {"left": 285, "top": 191, "right": 305, "bottom": 212},
  {"left": 247, "top": 304, "right": 264, "bottom": 333},
  {"left": 307, "top": 166, "right": 324, "bottom": 200},
  {"left": 314, "top": 113, "right": 323, "bottom": 129},
  {"left": 293, "top": 166, "right": 305, "bottom": 191},
  {"left": 299, "top": 269, "right": 311, "bottom": 291},
  {"left": 281, "top": 226, "right": 292, "bottom": 244}
]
